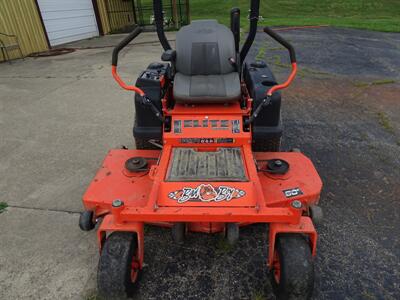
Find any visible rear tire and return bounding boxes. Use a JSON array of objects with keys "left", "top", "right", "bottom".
[
  {"left": 97, "top": 232, "right": 140, "bottom": 299},
  {"left": 271, "top": 234, "right": 314, "bottom": 300},
  {"left": 252, "top": 136, "right": 281, "bottom": 152}
]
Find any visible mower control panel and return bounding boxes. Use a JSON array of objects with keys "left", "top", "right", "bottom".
[
  {"left": 167, "top": 117, "right": 246, "bottom": 146},
  {"left": 173, "top": 119, "right": 241, "bottom": 134},
  {"left": 139, "top": 62, "right": 169, "bottom": 83}
]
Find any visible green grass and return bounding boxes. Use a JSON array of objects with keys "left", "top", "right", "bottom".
[
  {"left": 354, "top": 79, "right": 396, "bottom": 87},
  {"left": 251, "top": 290, "right": 266, "bottom": 300},
  {"left": 215, "top": 237, "right": 234, "bottom": 253},
  {"left": 85, "top": 294, "right": 98, "bottom": 300},
  {"left": 0, "top": 202, "right": 8, "bottom": 213},
  {"left": 377, "top": 112, "right": 395, "bottom": 134},
  {"left": 190, "top": 0, "right": 400, "bottom": 32},
  {"left": 255, "top": 46, "right": 266, "bottom": 60}
]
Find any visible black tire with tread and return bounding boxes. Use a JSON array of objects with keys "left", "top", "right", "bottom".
[
  {"left": 97, "top": 232, "right": 140, "bottom": 299},
  {"left": 271, "top": 234, "right": 314, "bottom": 300},
  {"left": 252, "top": 136, "right": 281, "bottom": 152},
  {"left": 79, "top": 210, "right": 95, "bottom": 231}
]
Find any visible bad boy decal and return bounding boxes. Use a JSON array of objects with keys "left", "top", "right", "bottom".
[{"left": 168, "top": 184, "right": 246, "bottom": 204}]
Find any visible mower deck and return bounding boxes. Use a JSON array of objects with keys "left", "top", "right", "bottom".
[{"left": 83, "top": 147, "right": 321, "bottom": 226}]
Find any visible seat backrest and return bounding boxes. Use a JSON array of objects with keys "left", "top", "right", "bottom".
[{"left": 175, "top": 20, "right": 236, "bottom": 76}]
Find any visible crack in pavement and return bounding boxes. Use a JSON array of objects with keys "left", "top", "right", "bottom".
[{"left": 5, "top": 204, "right": 81, "bottom": 215}]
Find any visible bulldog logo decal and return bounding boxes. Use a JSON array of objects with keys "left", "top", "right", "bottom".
[{"left": 168, "top": 184, "right": 246, "bottom": 204}]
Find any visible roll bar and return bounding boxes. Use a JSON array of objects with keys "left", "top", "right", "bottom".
[
  {"left": 240, "top": 0, "right": 260, "bottom": 62},
  {"left": 230, "top": 8, "right": 240, "bottom": 53},
  {"left": 152, "top": 0, "right": 260, "bottom": 62},
  {"left": 153, "top": 0, "right": 172, "bottom": 51}
]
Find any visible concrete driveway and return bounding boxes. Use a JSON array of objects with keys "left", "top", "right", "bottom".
[{"left": 0, "top": 28, "right": 399, "bottom": 299}]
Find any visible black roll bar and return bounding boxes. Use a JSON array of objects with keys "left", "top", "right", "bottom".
[
  {"left": 152, "top": 0, "right": 260, "bottom": 61},
  {"left": 240, "top": 0, "right": 260, "bottom": 62},
  {"left": 230, "top": 8, "right": 240, "bottom": 53},
  {"left": 153, "top": 0, "right": 172, "bottom": 51}
]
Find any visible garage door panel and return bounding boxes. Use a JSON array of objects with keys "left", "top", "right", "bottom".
[
  {"left": 49, "top": 31, "right": 99, "bottom": 46},
  {"left": 37, "top": 0, "right": 99, "bottom": 46},
  {"left": 47, "top": 25, "right": 97, "bottom": 40},
  {"left": 38, "top": 0, "right": 94, "bottom": 10},
  {"left": 41, "top": 10, "right": 96, "bottom": 21},
  {"left": 43, "top": 17, "right": 98, "bottom": 33}
]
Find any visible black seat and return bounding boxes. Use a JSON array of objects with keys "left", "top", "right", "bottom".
[{"left": 173, "top": 20, "right": 241, "bottom": 103}]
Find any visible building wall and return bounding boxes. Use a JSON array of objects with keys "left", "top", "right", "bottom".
[
  {"left": 0, "top": 0, "right": 137, "bottom": 62},
  {"left": 0, "top": 0, "right": 49, "bottom": 61},
  {"left": 96, "top": 0, "right": 111, "bottom": 34},
  {"left": 97, "top": 0, "right": 136, "bottom": 34}
]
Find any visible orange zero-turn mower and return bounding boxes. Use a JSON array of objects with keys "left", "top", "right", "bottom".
[{"left": 79, "top": 0, "right": 323, "bottom": 299}]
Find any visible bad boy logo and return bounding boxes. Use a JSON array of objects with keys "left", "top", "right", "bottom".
[{"left": 168, "top": 184, "right": 246, "bottom": 204}]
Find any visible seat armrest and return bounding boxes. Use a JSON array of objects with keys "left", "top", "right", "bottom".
[{"left": 161, "top": 49, "right": 176, "bottom": 62}]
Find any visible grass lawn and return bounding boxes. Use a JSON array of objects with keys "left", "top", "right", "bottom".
[{"left": 189, "top": 0, "right": 400, "bottom": 32}]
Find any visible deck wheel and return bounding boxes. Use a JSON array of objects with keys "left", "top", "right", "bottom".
[
  {"left": 309, "top": 205, "right": 323, "bottom": 226},
  {"left": 270, "top": 234, "right": 314, "bottom": 299},
  {"left": 171, "top": 223, "right": 186, "bottom": 244},
  {"left": 79, "top": 210, "right": 96, "bottom": 231},
  {"left": 225, "top": 223, "right": 239, "bottom": 245},
  {"left": 98, "top": 232, "right": 140, "bottom": 299}
]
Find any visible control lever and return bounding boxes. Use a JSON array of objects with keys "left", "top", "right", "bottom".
[
  {"left": 142, "top": 95, "right": 165, "bottom": 122},
  {"left": 111, "top": 27, "right": 165, "bottom": 123},
  {"left": 246, "top": 27, "right": 297, "bottom": 125},
  {"left": 245, "top": 96, "right": 271, "bottom": 126}
]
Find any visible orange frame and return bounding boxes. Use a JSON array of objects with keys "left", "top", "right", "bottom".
[{"left": 83, "top": 98, "right": 322, "bottom": 269}]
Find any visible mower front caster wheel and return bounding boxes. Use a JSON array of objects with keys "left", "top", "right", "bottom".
[
  {"left": 171, "top": 222, "right": 186, "bottom": 244},
  {"left": 225, "top": 223, "right": 239, "bottom": 245},
  {"left": 309, "top": 205, "right": 323, "bottom": 226},
  {"left": 98, "top": 232, "right": 140, "bottom": 299},
  {"left": 271, "top": 234, "right": 314, "bottom": 300},
  {"left": 79, "top": 210, "right": 96, "bottom": 231}
]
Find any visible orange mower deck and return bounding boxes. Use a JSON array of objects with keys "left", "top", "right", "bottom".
[{"left": 83, "top": 145, "right": 321, "bottom": 268}]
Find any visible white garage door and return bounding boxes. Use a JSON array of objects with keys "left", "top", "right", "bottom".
[{"left": 37, "top": 0, "right": 99, "bottom": 46}]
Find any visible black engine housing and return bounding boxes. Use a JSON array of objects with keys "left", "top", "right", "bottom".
[
  {"left": 133, "top": 62, "right": 170, "bottom": 147},
  {"left": 243, "top": 60, "right": 283, "bottom": 151}
]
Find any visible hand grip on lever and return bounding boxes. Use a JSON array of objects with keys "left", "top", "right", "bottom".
[
  {"left": 263, "top": 27, "right": 297, "bottom": 96},
  {"left": 111, "top": 27, "right": 145, "bottom": 96}
]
